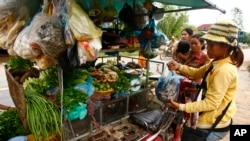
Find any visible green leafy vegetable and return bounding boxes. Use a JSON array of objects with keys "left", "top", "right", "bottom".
[
  {"left": 56, "top": 87, "right": 88, "bottom": 111},
  {"left": 0, "top": 110, "right": 31, "bottom": 140},
  {"left": 63, "top": 69, "right": 90, "bottom": 88},
  {"left": 112, "top": 70, "right": 130, "bottom": 93},
  {"left": 7, "top": 56, "right": 34, "bottom": 69},
  {"left": 23, "top": 67, "right": 59, "bottom": 95}
]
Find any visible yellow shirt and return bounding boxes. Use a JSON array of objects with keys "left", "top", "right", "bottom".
[{"left": 179, "top": 57, "right": 238, "bottom": 129}]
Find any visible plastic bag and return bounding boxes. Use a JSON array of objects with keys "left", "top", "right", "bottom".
[
  {"left": 57, "top": 43, "right": 80, "bottom": 71},
  {"left": 61, "top": 1, "right": 76, "bottom": 46},
  {"left": 36, "top": 16, "right": 66, "bottom": 58},
  {"left": 0, "top": 0, "right": 42, "bottom": 50},
  {"left": 13, "top": 11, "right": 52, "bottom": 59},
  {"left": 103, "top": 0, "right": 117, "bottom": 22},
  {"left": 119, "top": 2, "right": 134, "bottom": 23},
  {"left": 68, "top": 0, "right": 103, "bottom": 41},
  {"left": 88, "top": 0, "right": 105, "bottom": 24},
  {"left": 140, "top": 19, "right": 168, "bottom": 48},
  {"left": 155, "top": 69, "right": 180, "bottom": 103},
  {"left": 119, "top": 2, "right": 135, "bottom": 29},
  {"left": 74, "top": 76, "right": 95, "bottom": 97},
  {"left": 67, "top": 104, "right": 88, "bottom": 121},
  {"left": 77, "top": 38, "right": 102, "bottom": 63},
  {"left": 140, "top": 40, "right": 158, "bottom": 59},
  {"left": 13, "top": 25, "right": 42, "bottom": 59}
]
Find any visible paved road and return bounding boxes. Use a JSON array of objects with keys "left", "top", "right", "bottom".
[{"left": 0, "top": 53, "right": 14, "bottom": 108}]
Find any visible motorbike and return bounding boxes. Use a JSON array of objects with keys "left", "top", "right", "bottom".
[{"left": 159, "top": 45, "right": 172, "bottom": 60}]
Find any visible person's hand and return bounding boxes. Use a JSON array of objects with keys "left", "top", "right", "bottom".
[
  {"left": 166, "top": 98, "right": 180, "bottom": 110},
  {"left": 167, "top": 60, "right": 180, "bottom": 71}
]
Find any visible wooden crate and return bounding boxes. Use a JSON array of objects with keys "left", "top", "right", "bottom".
[{"left": 4, "top": 65, "right": 29, "bottom": 129}]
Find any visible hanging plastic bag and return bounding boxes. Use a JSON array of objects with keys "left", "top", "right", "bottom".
[
  {"left": 103, "top": 0, "right": 117, "bottom": 22},
  {"left": 57, "top": 43, "right": 80, "bottom": 71},
  {"left": 61, "top": 1, "right": 76, "bottom": 46},
  {"left": 118, "top": 2, "right": 135, "bottom": 29},
  {"left": 119, "top": 2, "right": 134, "bottom": 23},
  {"left": 141, "top": 19, "right": 157, "bottom": 39},
  {"left": 77, "top": 38, "right": 102, "bottom": 64},
  {"left": 36, "top": 16, "right": 66, "bottom": 58},
  {"left": 35, "top": 0, "right": 67, "bottom": 58},
  {"left": 140, "top": 40, "right": 158, "bottom": 59},
  {"left": 68, "top": 0, "right": 103, "bottom": 41},
  {"left": 88, "top": 0, "right": 105, "bottom": 24},
  {"left": 155, "top": 69, "right": 180, "bottom": 103},
  {"left": 140, "top": 19, "right": 168, "bottom": 48},
  {"left": 0, "top": 0, "right": 42, "bottom": 50},
  {"left": 13, "top": 24, "right": 43, "bottom": 59}
]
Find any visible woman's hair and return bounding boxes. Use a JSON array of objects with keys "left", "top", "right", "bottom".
[
  {"left": 191, "top": 34, "right": 206, "bottom": 50},
  {"left": 228, "top": 45, "right": 244, "bottom": 68},
  {"left": 182, "top": 28, "right": 193, "bottom": 36},
  {"left": 176, "top": 40, "right": 190, "bottom": 54}
]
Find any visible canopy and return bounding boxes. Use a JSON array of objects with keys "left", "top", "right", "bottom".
[
  {"left": 152, "top": 0, "right": 225, "bottom": 13},
  {"left": 89, "top": 0, "right": 226, "bottom": 14}
]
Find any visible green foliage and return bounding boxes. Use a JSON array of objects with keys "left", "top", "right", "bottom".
[
  {"left": 156, "top": 6, "right": 189, "bottom": 39},
  {"left": 7, "top": 56, "right": 34, "bottom": 70},
  {"left": 23, "top": 67, "right": 59, "bottom": 95},
  {"left": 63, "top": 69, "right": 90, "bottom": 88},
  {"left": 56, "top": 87, "right": 88, "bottom": 111},
  {"left": 112, "top": 71, "right": 131, "bottom": 93},
  {"left": 240, "top": 32, "right": 250, "bottom": 44},
  {"left": 0, "top": 110, "right": 31, "bottom": 140},
  {"left": 231, "top": 7, "right": 244, "bottom": 30}
]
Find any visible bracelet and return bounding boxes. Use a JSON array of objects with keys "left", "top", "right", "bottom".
[
  {"left": 177, "top": 64, "right": 182, "bottom": 71},
  {"left": 179, "top": 104, "right": 185, "bottom": 111}
]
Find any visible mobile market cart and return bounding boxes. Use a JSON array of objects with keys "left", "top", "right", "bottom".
[{"left": 1, "top": 0, "right": 225, "bottom": 140}]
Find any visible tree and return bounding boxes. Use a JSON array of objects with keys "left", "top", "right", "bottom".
[
  {"left": 156, "top": 5, "right": 189, "bottom": 39},
  {"left": 231, "top": 7, "right": 244, "bottom": 30}
]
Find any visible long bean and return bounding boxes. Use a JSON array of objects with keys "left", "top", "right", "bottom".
[{"left": 25, "top": 90, "right": 61, "bottom": 141}]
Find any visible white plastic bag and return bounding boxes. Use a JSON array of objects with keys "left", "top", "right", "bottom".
[{"left": 155, "top": 68, "right": 180, "bottom": 103}]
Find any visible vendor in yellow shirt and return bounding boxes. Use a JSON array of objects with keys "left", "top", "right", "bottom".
[{"left": 166, "top": 20, "right": 244, "bottom": 141}]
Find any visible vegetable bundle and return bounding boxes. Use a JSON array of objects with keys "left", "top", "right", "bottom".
[{"left": 25, "top": 90, "right": 61, "bottom": 141}]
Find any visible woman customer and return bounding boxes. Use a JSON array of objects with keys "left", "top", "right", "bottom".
[
  {"left": 181, "top": 33, "right": 211, "bottom": 125},
  {"left": 167, "top": 20, "right": 244, "bottom": 141},
  {"left": 184, "top": 34, "right": 210, "bottom": 68},
  {"left": 173, "top": 34, "right": 210, "bottom": 140}
]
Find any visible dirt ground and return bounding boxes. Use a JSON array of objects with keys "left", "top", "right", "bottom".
[{"left": 221, "top": 48, "right": 250, "bottom": 141}]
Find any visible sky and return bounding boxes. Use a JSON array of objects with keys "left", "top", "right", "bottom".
[{"left": 187, "top": 0, "right": 250, "bottom": 32}]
